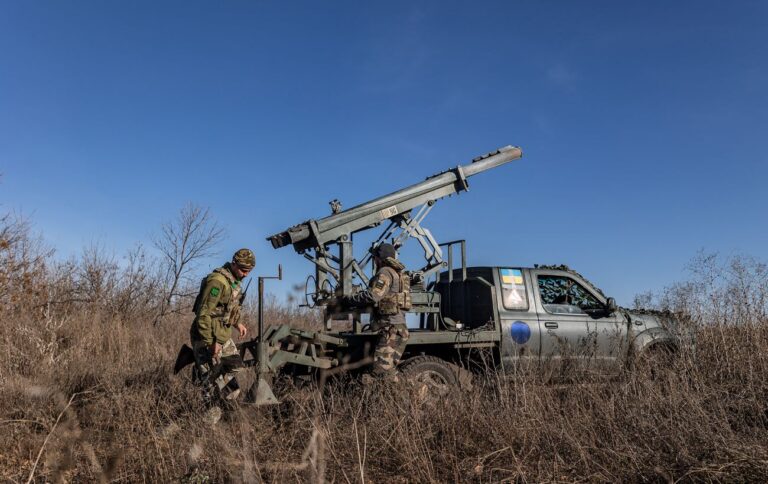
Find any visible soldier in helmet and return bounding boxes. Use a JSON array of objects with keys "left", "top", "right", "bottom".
[
  {"left": 343, "top": 243, "right": 411, "bottom": 378},
  {"left": 189, "top": 248, "right": 255, "bottom": 419}
]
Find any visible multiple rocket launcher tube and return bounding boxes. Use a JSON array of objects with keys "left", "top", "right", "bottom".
[{"left": 267, "top": 145, "right": 523, "bottom": 252}]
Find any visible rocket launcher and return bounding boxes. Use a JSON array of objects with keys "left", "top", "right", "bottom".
[
  {"left": 269, "top": 145, "right": 522, "bottom": 252},
  {"left": 267, "top": 145, "right": 523, "bottom": 307},
  {"left": 233, "top": 145, "right": 523, "bottom": 405}
]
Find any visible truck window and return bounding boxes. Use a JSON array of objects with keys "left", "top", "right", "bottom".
[
  {"left": 500, "top": 268, "right": 528, "bottom": 310},
  {"left": 537, "top": 275, "right": 602, "bottom": 315}
]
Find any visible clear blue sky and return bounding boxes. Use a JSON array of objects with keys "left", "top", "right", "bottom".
[{"left": 1, "top": 1, "right": 766, "bottom": 305}]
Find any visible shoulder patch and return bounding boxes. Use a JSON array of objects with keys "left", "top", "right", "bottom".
[
  {"left": 210, "top": 287, "right": 220, "bottom": 297},
  {"left": 374, "top": 279, "right": 387, "bottom": 290}
]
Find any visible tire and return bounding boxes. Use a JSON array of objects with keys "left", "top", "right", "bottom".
[
  {"left": 399, "top": 356, "right": 471, "bottom": 394},
  {"left": 636, "top": 344, "right": 675, "bottom": 380}
]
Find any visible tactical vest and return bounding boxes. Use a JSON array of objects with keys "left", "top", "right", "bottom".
[
  {"left": 377, "top": 265, "right": 412, "bottom": 316},
  {"left": 192, "top": 267, "right": 241, "bottom": 325}
]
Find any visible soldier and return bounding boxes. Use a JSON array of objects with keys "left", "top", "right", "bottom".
[
  {"left": 343, "top": 243, "right": 411, "bottom": 379},
  {"left": 189, "top": 248, "right": 255, "bottom": 420}
]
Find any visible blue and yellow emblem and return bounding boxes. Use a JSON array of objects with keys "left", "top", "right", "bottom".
[{"left": 501, "top": 268, "right": 524, "bottom": 285}]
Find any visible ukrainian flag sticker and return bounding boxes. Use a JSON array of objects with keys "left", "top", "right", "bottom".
[{"left": 501, "top": 268, "right": 524, "bottom": 285}]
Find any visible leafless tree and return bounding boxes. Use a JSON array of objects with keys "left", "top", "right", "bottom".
[{"left": 152, "top": 203, "right": 225, "bottom": 324}]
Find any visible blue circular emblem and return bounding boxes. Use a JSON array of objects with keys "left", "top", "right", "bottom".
[{"left": 510, "top": 321, "right": 531, "bottom": 344}]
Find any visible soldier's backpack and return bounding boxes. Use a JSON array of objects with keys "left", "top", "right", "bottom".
[
  {"left": 192, "top": 270, "right": 234, "bottom": 315},
  {"left": 192, "top": 275, "right": 209, "bottom": 314}
]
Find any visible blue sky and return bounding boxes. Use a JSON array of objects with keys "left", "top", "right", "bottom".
[{"left": 1, "top": 1, "right": 767, "bottom": 304}]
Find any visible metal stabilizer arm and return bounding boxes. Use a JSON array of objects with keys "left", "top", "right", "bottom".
[
  {"left": 242, "top": 265, "right": 282, "bottom": 406},
  {"left": 240, "top": 324, "right": 347, "bottom": 403}
]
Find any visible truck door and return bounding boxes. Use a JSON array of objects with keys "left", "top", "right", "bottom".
[
  {"left": 533, "top": 271, "right": 594, "bottom": 378},
  {"left": 497, "top": 268, "right": 540, "bottom": 372},
  {"left": 551, "top": 274, "right": 630, "bottom": 377},
  {"left": 588, "top": 304, "right": 630, "bottom": 377}
]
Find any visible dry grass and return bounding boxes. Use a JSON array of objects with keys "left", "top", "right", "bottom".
[{"left": 2, "top": 216, "right": 767, "bottom": 482}]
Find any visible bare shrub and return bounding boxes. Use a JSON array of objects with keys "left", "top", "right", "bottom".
[
  {"left": 112, "top": 244, "right": 164, "bottom": 321},
  {"left": 0, "top": 211, "right": 53, "bottom": 315},
  {"left": 2, "top": 227, "right": 768, "bottom": 482},
  {"left": 73, "top": 243, "right": 120, "bottom": 312},
  {"left": 153, "top": 203, "right": 225, "bottom": 324},
  {"left": 655, "top": 251, "right": 768, "bottom": 326}
]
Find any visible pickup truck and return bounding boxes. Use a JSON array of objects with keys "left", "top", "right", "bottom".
[
  {"left": 241, "top": 264, "right": 683, "bottom": 394},
  {"left": 401, "top": 264, "right": 683, "bottom": 383}
]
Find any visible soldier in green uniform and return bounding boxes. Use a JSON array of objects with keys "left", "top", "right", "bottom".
[
  {"left": 344, "top": 243, "right": 411, "bottom": 378},
  {"left": 190, "top": 248, "right": 255, "bottom": 415}
]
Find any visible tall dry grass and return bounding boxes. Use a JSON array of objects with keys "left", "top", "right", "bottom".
[{"left": 1, "top": 214, "right": 767, "bottom": 482}]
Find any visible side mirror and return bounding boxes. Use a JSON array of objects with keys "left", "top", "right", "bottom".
[{"left": 606, "top": 297, "right": 617, "bottom": 313}]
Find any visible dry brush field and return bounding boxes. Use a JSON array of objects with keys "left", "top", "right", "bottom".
[{"left": 2, "top": 213, "right": 768, "bottom": 483}]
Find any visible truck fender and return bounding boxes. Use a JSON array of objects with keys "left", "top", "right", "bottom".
[{"left": 630, "top": 327, "right": 678, "bottom": 360}]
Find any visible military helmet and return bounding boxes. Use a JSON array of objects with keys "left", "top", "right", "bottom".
[
  {"left": 232, "top": 248, "right": 256, "bottom": 269},
  {"left": 372, "top": 243, "right": 397, "bottom": 260}
]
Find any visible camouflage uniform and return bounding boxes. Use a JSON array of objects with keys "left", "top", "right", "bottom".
[
  {"left": 190, "top": 249, "right": 255, "bottom": 403},
  {"left": 346, "top": 245, "right": 411, "bottom": 376}
]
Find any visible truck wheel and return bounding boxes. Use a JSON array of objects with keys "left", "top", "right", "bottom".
[
  {"left": 636, "top": 344, "right": 675, "bottom": 380},
  {"left": 399, "top": 356, "right": 469, "bottom": 395}
]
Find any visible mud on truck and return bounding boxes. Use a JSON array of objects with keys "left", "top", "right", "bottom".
[{"left": 177, "top": 146, "right": 686, "bottom": 404}]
